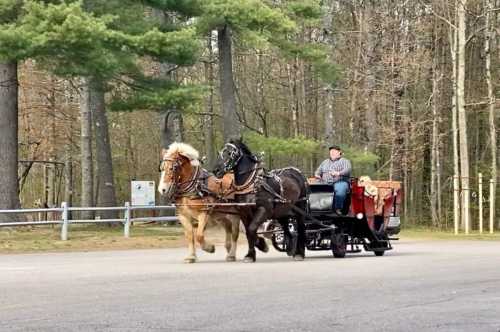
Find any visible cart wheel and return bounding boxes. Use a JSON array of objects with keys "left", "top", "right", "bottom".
[
  {"left": 373, "top": 231, "right": 389, "bottom": 256},
  {"left": 270, "top": 223, "right": 287, "bottom": 253},
  {"left": 331, "top": 232, "right": 346, "bottom": 258}
]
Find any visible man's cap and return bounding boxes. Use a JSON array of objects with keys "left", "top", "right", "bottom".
[{"left": 328, "top": 145, "right": 342, "bottom": 151}]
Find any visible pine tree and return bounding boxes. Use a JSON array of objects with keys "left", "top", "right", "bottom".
[
  {"left": 0, "top": 0, "right": 200, "bottom": 215},
  {"left": 195, "top": 0, "right": 296, "bottom": 141},
  {"left": 195, "top": 0, "right": 337, "bottom": 143},
  {"left": 0, "top": 1, "right": 23, "bottom": 219}
]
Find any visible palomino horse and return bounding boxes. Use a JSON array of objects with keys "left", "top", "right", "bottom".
[
  {"left": 158, "top": 142, "right": 240, "bottom": 263},
  {"left": 214, "top": 140, "right": 308, "bottom": 262}
]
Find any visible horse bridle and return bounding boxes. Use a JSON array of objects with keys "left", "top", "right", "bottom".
[
  {"left": 219, "top": 143, "right": 243, "bottom": 172},
  {"left": 159, "top": 156, "right": 200, "bottom": 198},
  {"left": 218, "top": 143, "right": 264, "bottom": 194}
]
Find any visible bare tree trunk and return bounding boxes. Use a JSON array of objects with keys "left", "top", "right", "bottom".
[
  {"left": 430, "top": 85, "right": 439, "bottom": 226},
  {"left": 344, "top": 1, "right": 361, "bottom": 140},
  {"left": 47, "top": 82, "right": 57, "bottom": 211},
  {"left": 349, "top": 29, "right": 362, "bottom": 139},
  {"left": 63, "top": 81, "right": 73, "bottom": 212},
  {"left": 287, "top": 59, "right": 300, "bottom": 137},
  {"left": 204, "top": 34, "right": 216, "bottom": 169},
  {"left": 448, "top": 14, "right": 461, "bottom": 233},
  {"left": 390, "top": 93, "right": 404, "bottom": 182},
  {"left": 457, "top": 0, "right": 470, "bottom": 233},
  {"left": 91, "top": 79, "right": 117, "bottom": 219},
  {"left": 46, "top": 161, "right": 55, "bottom": 211},
  {"left": 304, "top": 60, "right": 314, "bottom": 137},
  {"left": 389, "top": 39, "right": 404, "bottom": 182},
  {"left": 430, "top": 33, "right": 441, "bottom": 227},
  {"left": 485, "top": 0, "right": 497, "bottom": 229},
  {"left": 437, "top": 41, "right": 444, "bottom": 223},
  {"left": 0, "top": 62, "right": 21, "bottom": 221},
  {"left": 322, "top": 0, "right": 335, "bottom": 148},
  {"left": 363, "top": 3, "right": 377, "bottom": 152},
  {"left": 125, "top": 134, "right": 137, "bottom": 181},
  {"left": 218, "top": 24, "right": 241, "bottom": 141},
  {"left": 324, "top": 90, "right": 335, "bottom": 143},
  {"left": 64, "top": 146, "right": 73, "bottom": 208},
  {"left": 79, "top": 78, "right": 94, "bottom": 219}
]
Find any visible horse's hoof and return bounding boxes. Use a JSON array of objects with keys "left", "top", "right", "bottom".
[
  {"left": 256, "top": 238, "right": 269, "bottom": 253},
  {"left": 226, "top": 256, "right": 236, "bottom": 262},
  {"left": 184, "top": 257, "right": 196, "bottom": 264},
  {"left": 294, "top": 255, "right": 304, "bottom": 261},
  {"left": 243, "top": 256, "right": 256, "bottom": 263},
  {"left": 203, "top": 244, "right": 215, "bottom": 253}
]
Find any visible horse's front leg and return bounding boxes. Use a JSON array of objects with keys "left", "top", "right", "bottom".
[
  {"left": 223, "top": 215, "right": 240, "bottom": 262},
  {"left": 178, "top": 214, "right": 196, "bottom": 263},
  {"left": 196, "top": 212, "right": 215, "bottom": 254},
  {"left": 244, "top": 207, "right": 267, "bottom": 263}
]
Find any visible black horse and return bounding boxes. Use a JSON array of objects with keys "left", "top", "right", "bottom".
[{"left": 214, "top": 140, "right": 308, "bottom": 262}]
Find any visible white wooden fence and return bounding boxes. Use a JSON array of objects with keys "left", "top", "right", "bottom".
[{"left": 0, "top": 203, "right": 178, "bottom": 240}]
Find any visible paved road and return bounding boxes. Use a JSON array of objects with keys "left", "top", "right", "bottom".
[{"left": 1, "top": 239, "right": 499, "bottom": 332}]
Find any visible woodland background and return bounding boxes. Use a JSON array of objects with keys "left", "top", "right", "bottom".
[{"left": 0, "top": 0, "right": 499, "bottom": 231}]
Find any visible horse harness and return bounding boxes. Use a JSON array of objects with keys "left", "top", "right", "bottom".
[
  {"left": 163, "top": 158, "right": 250, "bottom": 214},
  {"left": 163, "top": 154, "right": 293, "bottom": 210},
  {"left": 256, "top": 168, "right": 294, "bottom": 205},
  {"left": 233, "top": 165, "right": 298, "bottom": 206}
]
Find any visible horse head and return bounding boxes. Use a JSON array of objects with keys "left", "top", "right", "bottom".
[
  {"left": 214, "top": 139, "right": 258, "bottom": 178},
  {"left": 158, "top": 142, "right": 200, "bottom": 201}
]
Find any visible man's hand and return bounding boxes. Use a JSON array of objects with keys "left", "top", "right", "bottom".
[{"left": 330, "top": 171, "right": 340, "bottom": 177}]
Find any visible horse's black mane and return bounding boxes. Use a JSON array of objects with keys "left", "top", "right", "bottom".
[{"left": 230, "top": 139, "right": 255, "bottom": 158}]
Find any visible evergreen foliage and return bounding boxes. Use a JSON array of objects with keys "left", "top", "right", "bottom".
[
  {"left": 244, "top": 133, "right": 378, "bottom": 176},
  {"left": 0, "top": 0, "right": 200, "bottom": 109}
]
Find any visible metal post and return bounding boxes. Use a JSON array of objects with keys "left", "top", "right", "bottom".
[
  {"left": 124, "top": 202, "right": 131, "bottom": 238},
  {"left": 479, "top": 173, "right": 483, "bottom": 234},
  {"left": 61, "top": 202, "right": 68, "bottom": 241},
  {"left": 490, "top": 179, "right": 495, "bottom": 234}
]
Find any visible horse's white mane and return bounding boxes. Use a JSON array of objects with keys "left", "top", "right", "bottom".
[{"left": 165, "top": 142, "right": 200, "bottom": 166}]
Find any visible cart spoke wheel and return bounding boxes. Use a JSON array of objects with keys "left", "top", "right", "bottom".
[
  {"left": 331, "top": 232, "right": 346, "bottom": 258},
  {"left": 270, "top": 222, "right": 287, "bottom": 252}
]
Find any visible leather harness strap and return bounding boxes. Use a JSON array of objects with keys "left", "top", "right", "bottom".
[
  {"left": 233, "top": 165, "right": 261, "bottom": 194},
  {"left": 176, "top": 165, "right": 201, "bottom": 197}
]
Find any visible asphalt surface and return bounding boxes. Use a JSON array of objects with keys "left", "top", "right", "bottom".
[{"left": 1, "top": 239, "right": 500, "bottom": 332}]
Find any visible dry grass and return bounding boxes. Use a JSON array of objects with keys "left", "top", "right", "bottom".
[
  {"left": 0, "top": 223, "right": 191, "bottom": 253},
  {"left": 2, "top": 223, "right": 499, "bottom": 254},
  {"left": 400, "top": 227, "right": 500, "bottom": 241}
]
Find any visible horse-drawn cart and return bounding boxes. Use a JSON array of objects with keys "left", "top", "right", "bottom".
[
  {"left": 160, "top": 140, "right": 404, "bottom": 263},
  {"left": 261, "top": 178, "right": 403, "bottom": 258}
]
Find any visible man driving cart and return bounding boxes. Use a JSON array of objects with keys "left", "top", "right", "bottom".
[{"left": 314, "top": 145, "right": 352, "bottom": 215}]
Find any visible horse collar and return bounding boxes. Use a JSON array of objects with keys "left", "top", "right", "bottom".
[
  {"left": 176, "top": 165, "right": 201, "bottom": 197},
  {"left": 233, "top": 164, "right": 261, "bottom": 193}
]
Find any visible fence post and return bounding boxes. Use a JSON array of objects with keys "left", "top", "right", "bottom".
[
  {"left": 490, "top": 179, "right": 495, "bottom": 234},
  {"left": 124, "top": 202, "right": 131, "bottom": 238},
  {"left": 479, "top": 173, "right": 483, "bottom": 234},
  {"left": 61, "top": 202, "right": 68, "bottom": 241}
]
